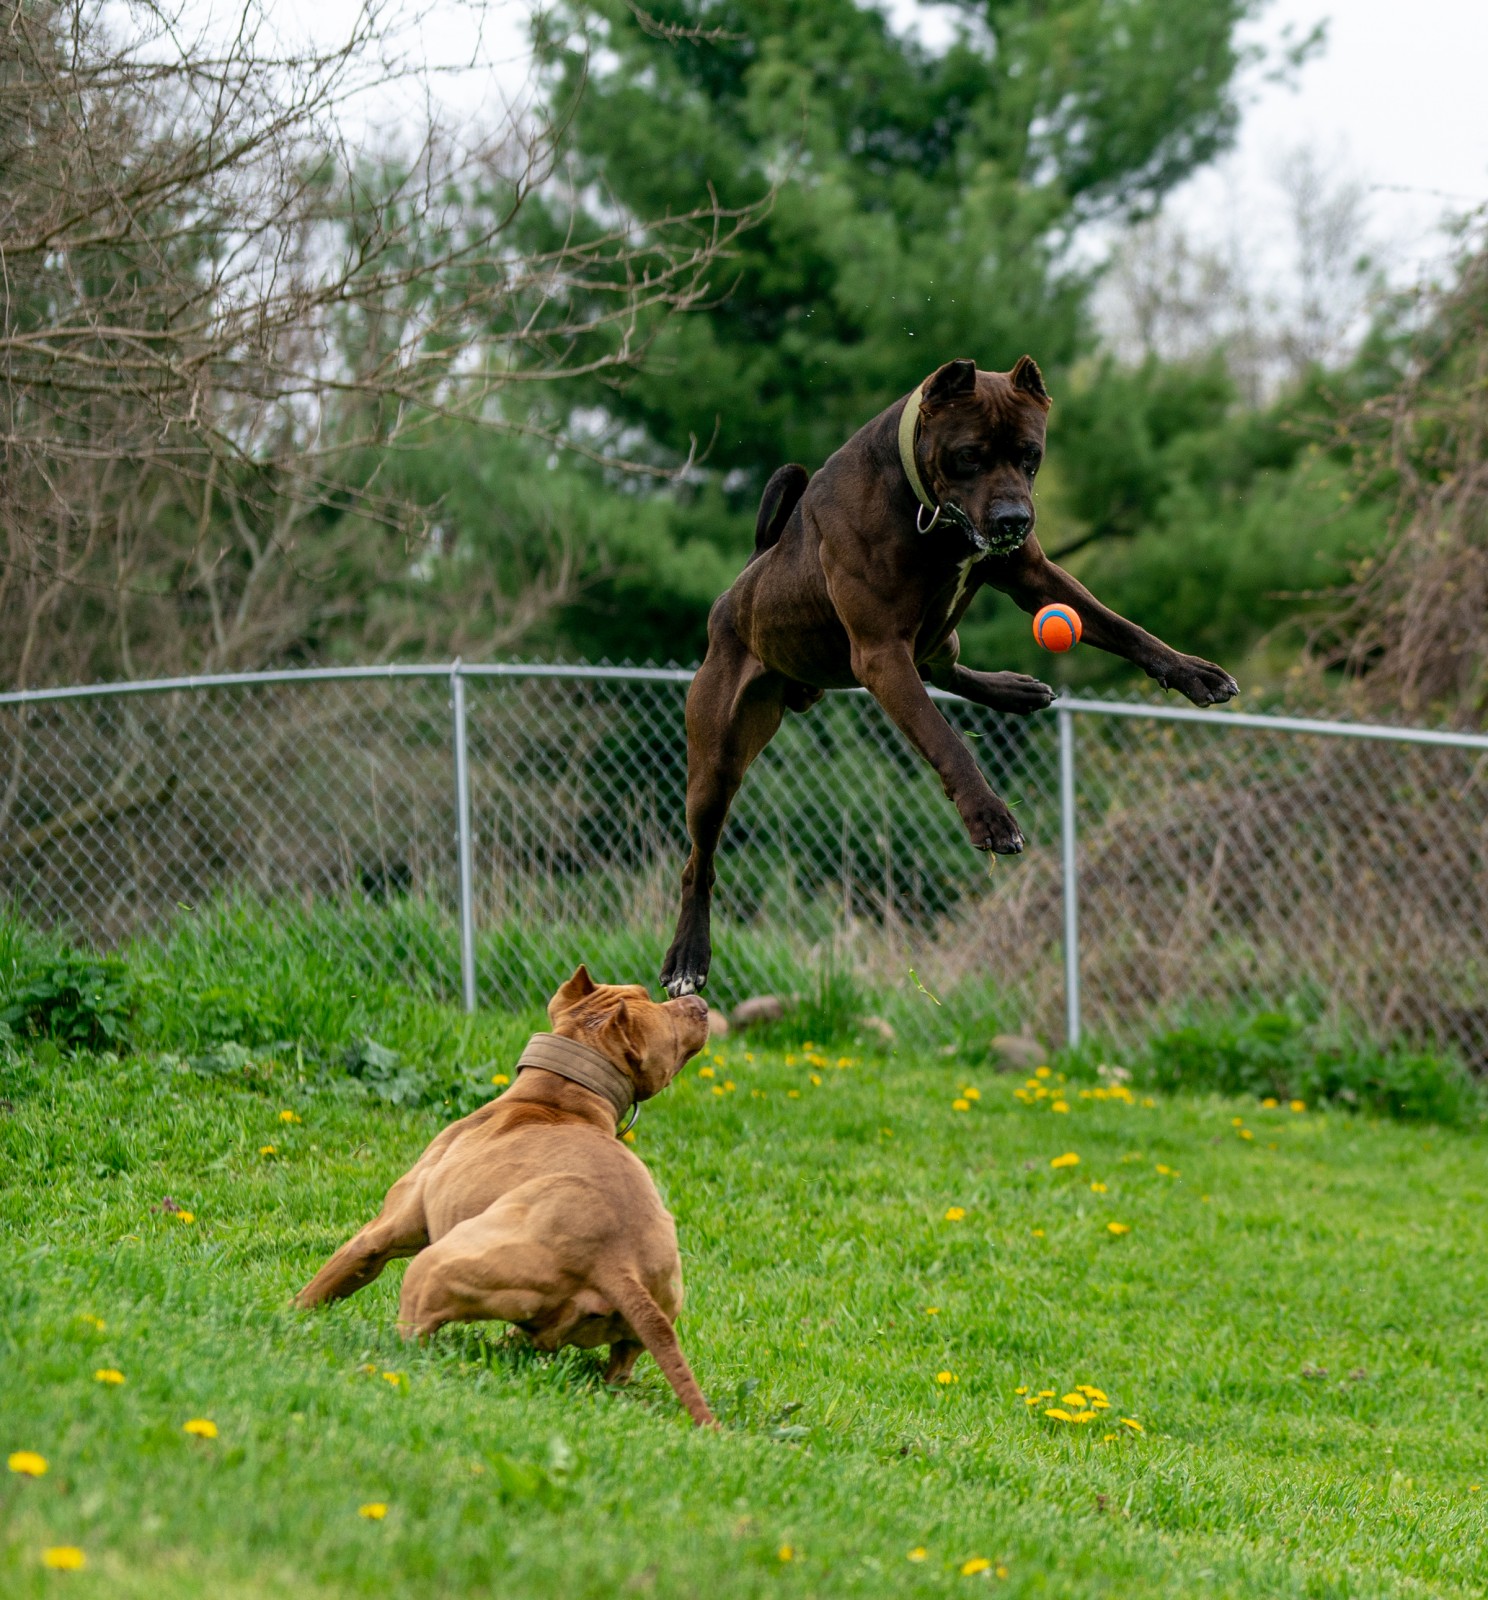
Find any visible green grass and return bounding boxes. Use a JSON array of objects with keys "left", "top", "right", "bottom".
[{"left": 4, "top": 1021, "right": 1488, "bottom": 1598}]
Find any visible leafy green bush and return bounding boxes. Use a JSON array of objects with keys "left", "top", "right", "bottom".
[
  {"left": 0, "top": 949, "right": 136, "bottom": 1053},
  {"left": 1137, "top": 1010, "right": 1483, "bottom": 1125}
]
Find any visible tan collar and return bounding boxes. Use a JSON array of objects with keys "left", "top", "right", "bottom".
[
  {"left": 897, "top": 383, "right": 936, "bottom": 513},
  {"left": 515, "top": 1032, "right": 634, "bottom": 1130}
]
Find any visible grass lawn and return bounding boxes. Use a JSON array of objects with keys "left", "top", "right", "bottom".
[{"left": 3, "top": 1030, "right": 1487, "bottom": 1597}]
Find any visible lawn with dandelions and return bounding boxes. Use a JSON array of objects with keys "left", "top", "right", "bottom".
[{"left": 4, "top": 1026, "right": 1488, "bottom": 1597}]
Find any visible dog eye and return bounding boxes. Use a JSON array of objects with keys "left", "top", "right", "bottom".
[
  {"left": 1023, "top": 451, "right": 1042, "bottom": 477},
  {"left": 955, "top": 448, "right": 982, "bottom": 472}
]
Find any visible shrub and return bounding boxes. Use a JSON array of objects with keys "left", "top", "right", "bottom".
[{"left": 0, "top": 950, "right": 136, "bottom": 1053}]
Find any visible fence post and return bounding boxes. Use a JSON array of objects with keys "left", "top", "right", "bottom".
[
  {"left": 450, "top": 660, "right": 478, "bottom": 1013},
  {"left": 1058, "top": 704, "right": 1081, "bottom": 1048}
]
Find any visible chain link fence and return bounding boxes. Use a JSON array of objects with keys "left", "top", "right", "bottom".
[{"left": 3, "top": 663, "right": 1487, "bottom": 1066}]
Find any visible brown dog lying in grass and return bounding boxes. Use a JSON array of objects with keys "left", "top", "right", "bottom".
[{"left": 295, "top": 967, "right": 716, "bottom": 1426}]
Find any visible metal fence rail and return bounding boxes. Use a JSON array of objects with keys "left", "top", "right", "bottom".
[{"left": 4, "top": 663, "right": 1487, "bottom": 1066}]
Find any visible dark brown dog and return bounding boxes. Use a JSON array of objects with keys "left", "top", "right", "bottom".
[
  {"left": 295, "top": 967, "right": 717, "bottom": 1425},
  {"left": 661, "top": 356, "right": 1238, "bottom": 997}
]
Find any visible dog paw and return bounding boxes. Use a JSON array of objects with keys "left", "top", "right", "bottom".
[
  {"left": 981, "top": 671, "right": 1056, "bottom": 715},
  {"left": 660, "top": 945, "right": 709, "bottom": 999},
  {"left": 1157, "top": 655, "right": 1239, "bottom": 707},
  {"left": 962, "top": 796, "right": 1024, "bottom": 855}
]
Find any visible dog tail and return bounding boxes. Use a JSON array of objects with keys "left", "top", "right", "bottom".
[
  {"left": 749, "top": 463, "right": 808, "bottom": 563},
  {"left": 602, "top": 1273, "right": 716, "bottom": 1427}
]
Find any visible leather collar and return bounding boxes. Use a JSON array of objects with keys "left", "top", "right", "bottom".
[
  {"left": 515, "top": 1032, "right": 635, "bottom": 1131},
  {"left": 897, "top": 383, "right": 936, "bottom": 515}
]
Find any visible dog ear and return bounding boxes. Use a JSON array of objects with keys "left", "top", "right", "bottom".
[
  {"left": 548, "top": 963, "right": 596, "bottom": 1020},
  {"left": 1010, "top": 354, "right": 1050, "bottom": 404},
  {"left": 922, "top": 358, "right": 978, "bottom": 409}
]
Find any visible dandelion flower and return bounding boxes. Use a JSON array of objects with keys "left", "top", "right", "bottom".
[
  {"left": 259, "top": 1144, "right": 277, "bottom": 1156},
  {"left": 1120, "top": 1417, "right": 1144, "bottom": 1433},
  {"left": 8, "top": 1451, "right": 47, "bottom": 1477},
  {"left": 79, "top": 1315, "right": 105, "bottom": 1332},
  {"left": 359, "top": 1503, "right": 388, "bottom": 1520},
  {"left": 1031, "top": 1228, "right": 1045, "bottom": 1238},
  {"left": 381, "top": 1372, "right": 402, "bottom": 1386},
  {"left": 1261, "top": 1096, "right": 1278, "bottom": 1109},
  {"left": 952, "top": 1098, "right": 971, "bottom": 1112},
  {"left": 1034, "top": 1066, "right": 1051, "bottom": 1079},
  {"left": 279, "top": 1109, "right": 301, "bottom": 1123},
  {"left": 1090, "top": 1181, "right": 1107, "bottom": 1194},
  {"left": 1106, "top": 1222, "right": 1131, "bottom": 1236},
  {"left": 1231, "top": 1117, "right": 1245, "bottom": 1127},
  {"left": 177, "top": 1212, "right": 195, "bottom": 1224},
  {"left": 996, "top": 1567, "right": 1009, "bottom": 1579},
  {"left": 93, "top": 1369, "right": 125, "bottom": 1385},
  {"left": 1239, "top": 1129, "right": 1254, "bottom": 1141},
  {"left": 490, "top": 1073, "right": 509, "bottom": 1086},
  {"left": 42, "top": 1547, "right": 86, "bottom": 1571},
  {"left": 810, "top": 1073, "right": 822, "bottom": 1086},
  {"left": 183, "top": 1418, "right": 217, "bottom": 1438},
  {"left": 936, "top": 1371, "right": 958, "bottom": 1385},
  {"left": 1051, "top": 1100, "right": 1070, "bottom": 1114},
  {"left": 924, "top": 1307, "right": 940, "bottom": 1316},
  {"left": 963, "top": 1087, "right": 981, "bottom": 1101},
  {"left": 944, "top": 1206, "right": 966, "bottom": 1221},
  {"left": 1043, "top": 1408, "right": 1073, "bottom": 1422},
  {"left": 908, "top": 1546, "right": 928, "bottom": 1562},
  {"left": 1141, "top": 1096, "right": 1156, "bottom": 1108},
  {"left": 711, "top": 1086, "right": 725, "bottom": 1097},
  {"left": 961, "top": 1557, "right": 991, "bottom": 1576},
  {"left": 698, "top": 1066, "right": 715, "bottom": 1079},
  {"left": 1290, "top": 1099, "right": 1306, "bottom": 1113},
  {"left": 723, "top": 1080, "right": 736, "bottom": 1092},
  {"left": 787, "top": 1089, "right": 800, "bottom": 1099},
  {"left": 1060, "top": 1391, "right": 1086, "bottom": 1406},
  {"left": 1050, "top": 1152, "right": 1080, "bottom": 1169},
  {"left": 1078, "top": 1386, "right": 1108, "bottom": 1402}
]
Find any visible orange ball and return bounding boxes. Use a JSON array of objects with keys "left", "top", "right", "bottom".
[{"left": 1033, "top": 603, "right": 1082, "bottom": 652}]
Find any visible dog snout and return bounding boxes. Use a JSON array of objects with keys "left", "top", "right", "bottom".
[
  {"left": 671, "top": 993, "right": 709, "bottom": 1022},
  {"left": 988, "top": 504, "right": 1031, "bottom": 545}
]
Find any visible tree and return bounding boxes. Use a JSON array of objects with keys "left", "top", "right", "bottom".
[{"left": 0, "top": 0, "right": 754, "bottom": 686}]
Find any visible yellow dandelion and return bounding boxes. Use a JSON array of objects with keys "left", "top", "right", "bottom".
[
  {"left": 1261, "top": 1096, "right": 1278, "bottom": 1108},
  {"left": 93, "top": 1368, "right": 125, "bottom": 1385},
  {"left": 1079, "top": 1386, "right": 1108, "bottom": 1402},
  {"left": 963, "top": 1086, "right": 981, "bottom": 1101},
  {"left": 279, "top": 1109, "right": 301, "bottom": 1123},
  {"left": 259, "top": 1144, "right": 276, "bottom": 1156},
  {"left": 1090, "top": 1181, "right": 1107, "bottom": 1193},
  {"left": 698, "top": 1066, "right": 715, "bottom": 1079},
  {"left": 491, "top": 1073, "right": 509, "bottom": 1086},
  {"left": 1107, "top": 1221, "right": 1131, "bottom": 1236},
  {"left": 1043, "top": 1408, "right": 1073, "bottom": 1422},
  {"left": 787, "top": 1089, "right": 800, "bottom": 1099},
  {"left": 177, "top": 1212, "right": 195, "bottom": 1224},
  {"left": 42, "top": 1547, "right": 86, "bottom": 1571},
  {"left": 1060, "top": 1391, "right": 1085, "bottom": 1406},
  {"left": 1036, "top": 1389, "right": 1055, "bottom": 1398},
  {"left": 1051, "top": 1100, "right": 1070, "bottom": 1113},
  {"left": 8, "top": 1451, "right": 47, "bottom": 1476},
  {"left": 1120, "top": 1417, "right": 1144, "bottom": 1433},
  {"left": 1102, "top": 1431, "right": 1119, "bottom": 1442},
  {"left": 952, "top": 1098, "right": 971, "bottom": 1112},
  {"left": 1031, "top": 1228, "right": 1045, "bottom": 1237},
  {"left": 1071, "top": 1410, "right": 1097, "bottom": 1424},
  {"left": 784, "top": 1054, "right": 796, "bottom": 1066},
  {"left": 810, "top": 1073, "right": 822, "bottom": 1086},
  {"left": 1034, "top": 1066, "right": 1051, "bottom": 1079},
  {"left": 1141, "top": 1096, "right": 1155, "bottom": 1107},
  {"left": 359, "top": 1502, "right": 388, "bottom": 1520},
  {"left": 778, "top": 1544, "right": 795, "bottom": 1562},
  {"left": 723, "top": 1080, "right": 736, "bottom": 1092},
  {"left": 1290, "top": 1099, "right": 1307, "bottom": 1113},
  {"left": 1231, "top": 1116, "right": 1245, "bottom": 1127},
  {"left": 711, "top": 1085, "right": 725, "bottom": 1096},
  {"left": 79, "top": 1315, "right": 105, "bottom": 1331},
  {"left": 996, "top": 1567, "right": 1009, "bottom": 1579},
  {"left": 908, "top": 1546, "right": 928, "bottom": 1562},
  {"left": 183, "top": 1418, "right": 217, "bottom": 1439},
  {"left": 944, "top": 1206, "right": 966, "bottom": 1221},
  {"left": 1014, "top": 1385, "right": 1027, "bottom": 1394},
  {"left": 1023, "top": 1396, "right": 1040, "bottom": 1407},
  {"left": 936, "top": 1371, "right": 958, "bottom": 1386},
  {"left": 1201, "top": 1193, "right": 1212, "bottom": 1202},
  {"left": 381, "top": 1371, "right": 402, "bottom": 1386},
  {"left": 1050, "top": 1151, "right": 1080, "bottom": 1169},
  {"left": 1239, "top": 1129, "right": 1254, "bottom": 1141},
  {"left": 961, "top": 1557, "right": 992, "bottom": 1576},
  {"left": 622, "top": 1129, "right": 637, "bottom": 1142},
  {"left": 924, "top": 1307, "right": 940, "bottom": 1316}
]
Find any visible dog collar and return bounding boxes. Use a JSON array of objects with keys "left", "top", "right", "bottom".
[
  {"left": 897, "top": 383, "right": 977, "bottom": 539},
  {"left": 515, "top": 1032, "right": 637, "bottom": 1135}
]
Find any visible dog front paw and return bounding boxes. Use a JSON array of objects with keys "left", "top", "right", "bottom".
[
  {"left": 981, "top": 671, "right": 1056, "bottom": 715},
  {"left": 961, "top": 794, "right": 1024, "bottom": 855},
  {"left": 1156, "top": 654, "right": 1239, "bottom": 707}
]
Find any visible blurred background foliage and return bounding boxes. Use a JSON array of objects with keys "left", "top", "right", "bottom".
[{"left": 7, "top": 0, "right": 1486, "bottom": 721}]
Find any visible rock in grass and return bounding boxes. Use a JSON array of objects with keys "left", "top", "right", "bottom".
[
  {"left": 730, "top": 996, "right": 785, "bottom": 1030},
  {"left": 706, "top": 1008, "right": 730, "bottom": 1039},
  {"left": 859, "top": 1015, "right": 896, "bottom": 1046},
  {"left": 991, "top": 1033, "right": 1046, "bottom": 1072}
]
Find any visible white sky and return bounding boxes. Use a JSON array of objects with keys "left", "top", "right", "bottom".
[{"left": 230, "top": 0, "right": 1488, "bottom": 275}]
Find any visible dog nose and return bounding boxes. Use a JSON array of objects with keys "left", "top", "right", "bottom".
[
  {"left": 989, "top": 506, "right": 1031, "bottom": 544},
  {"left": 674, "top": 993, "right": 709, "bottom": 1021}
]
